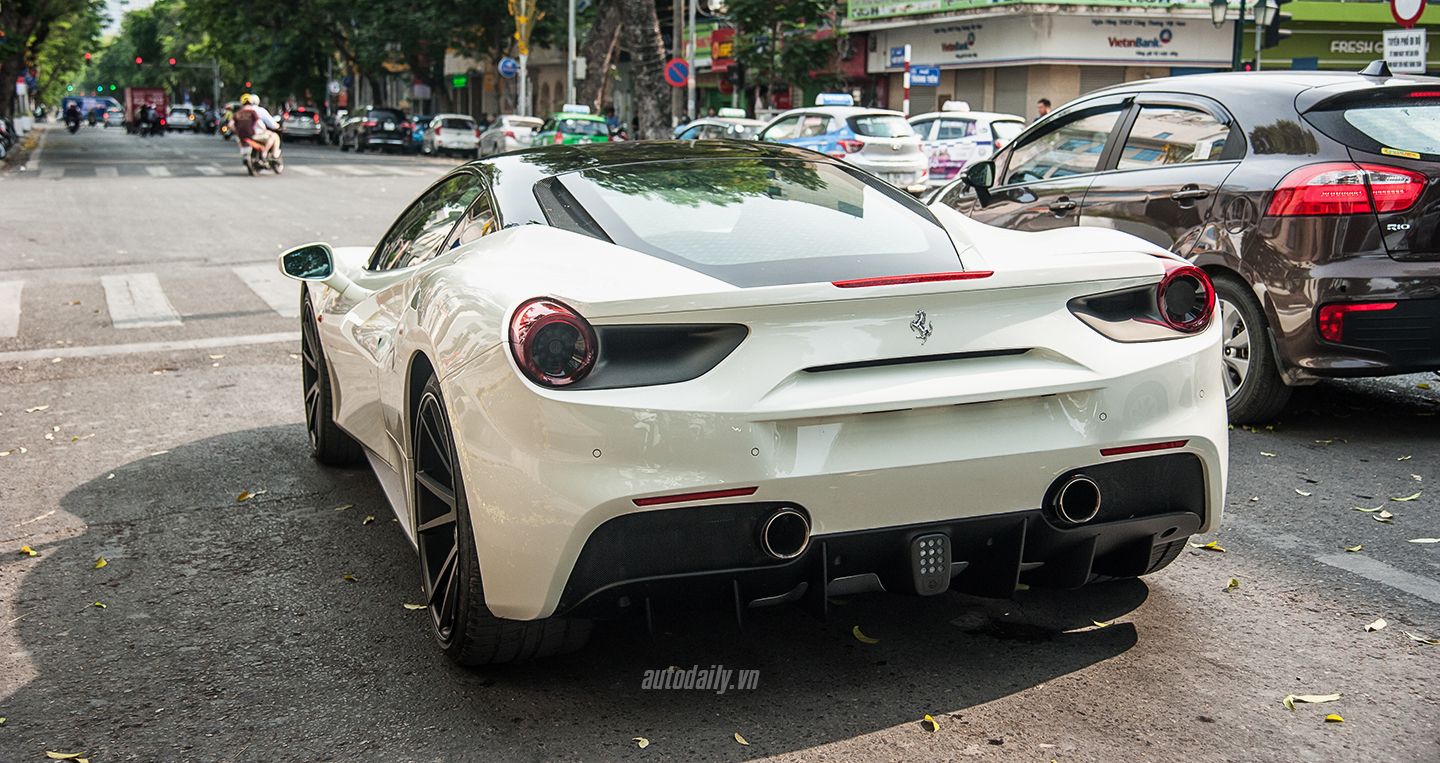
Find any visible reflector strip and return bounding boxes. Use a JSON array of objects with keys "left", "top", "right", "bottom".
[
  {"left": 633, "top": 486, "right": 759, "bottom": 507},
  {"left": 832, "top": 271, "right": 994, "bottom": 288},
  {"left": 1100, "top": 440, "right": 1189, "bottom": 457}
]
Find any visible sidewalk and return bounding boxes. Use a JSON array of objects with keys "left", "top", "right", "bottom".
[{"left": 1, "top": 122, "right": 49, "bottom": 175}]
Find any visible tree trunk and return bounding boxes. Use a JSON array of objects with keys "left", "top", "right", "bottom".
[
  {"left": 576, "top": 0, "right": 621, "bottom": 113},
  {"left": 617, "top": 0, "right": 669, "bottom": 139}
]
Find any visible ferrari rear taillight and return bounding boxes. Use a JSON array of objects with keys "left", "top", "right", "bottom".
[
  {"left": 1157, "top": 264, "right": 1215, "bottom": 334},
  {"left": 1268, "top": 163, "right": 1426, "bottom": 216},
  {"left": 509, "top": 298, "right": 597, "bottom": 387},
  {"left": 837, "top": 139, "right": 864, "bottom": 154},
  {"left": 1317, "top": 302, "right": 1396, "bottom": 343}
]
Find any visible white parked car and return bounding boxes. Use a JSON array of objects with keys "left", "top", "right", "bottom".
[
  {"left": 421, "top": 113, "right": 480, "bottom": 158},
  {"left": 278, "top": 142, "right": 1227, "bottom": 665},
  {"left": 909, "top": 102, "right": 1026, "bottom": 187},
  {"left": 478, "top": 115, "right": 542, "bottom": 156}
]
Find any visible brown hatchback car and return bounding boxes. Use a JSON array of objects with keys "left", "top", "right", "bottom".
[{"left": 939, "top": 67, "right": 1440, "bottom": 423}]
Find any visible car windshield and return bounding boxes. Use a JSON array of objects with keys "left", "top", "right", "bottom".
[
  {"left": 849, "top": 115, "right": 915, "bottom": 138},
  {"left": 725, "top": 124, "right": 762, "bottom": 139},
  {"left": 992, "top": 121, "right": 1025, "bottom": 142},
  {"left": 368, "top": 110, "right": 404, "bottom": 121},
  {"left": 557, "top": 118, "right": 608, "bottom": 136},
  {"left": 548, "top": 158, "right": 961, "bottom": 287}
]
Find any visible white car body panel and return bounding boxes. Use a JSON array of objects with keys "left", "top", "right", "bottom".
[{"left": 296, "top": 198, "right": 1228, "bottom": 621}]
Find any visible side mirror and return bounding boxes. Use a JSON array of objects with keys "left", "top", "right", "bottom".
[
  {"left": 279, "top": 242, "right": 335, "bottom": 280},
  {"left": 963, "top": 160, "right": 996, "bottom": 206}
]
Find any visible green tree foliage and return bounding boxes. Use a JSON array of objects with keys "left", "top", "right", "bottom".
[
  {"left": 725, "top": 0, "right": 846, "bottom": 93},
  {"left": 1, "top": 0, "right": 107, "bottom": 118}
]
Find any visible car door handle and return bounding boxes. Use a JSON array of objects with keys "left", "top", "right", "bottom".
[
  {"left": 1171, "top": 188, "right": 1211, "bottom": 201},
  {"left": 1049, "top": 199, "right": 1078, "bottom": 213}
]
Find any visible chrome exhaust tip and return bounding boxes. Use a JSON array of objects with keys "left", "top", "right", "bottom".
[
  {"left": 759, "top": 507, "right": 811, "bottom": 559},
  {"left": 1052, "top": 475, "right": 1102, "bottom": 525}
]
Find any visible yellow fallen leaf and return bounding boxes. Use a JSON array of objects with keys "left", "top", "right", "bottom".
[
  {"left": 363, "top": 515, "right": 376, "bottom": 524},
  {"left": 1283, "top": 695, "right": 1295, "bottom": 710},
  {"left": 1295, "top": 489, "right": 1312, "bottom": 497},
  {"left": 1392, "top": 493, "right": 1422, "bottom": 501},
  {"left": 1345, "top": 545, "right": 1363, "bottom": 552},
  {"left": 1354, "top": 505, "right": 1384, "bottom": 512},
  {"left": 19, "top": 546, "right": 36, "bottom": 556},
  {"left": 237, "top": 491, "right": 253, "bottom": 501},
  {"left": 1365, "top": 618, "right": 1387, "bottom": 632},
  {"left": 1419, "top": 383, "right": 1431, "bottom": 389},
  {"left": 343, "top": 575, "right": 358, "bottom": 582},
  {"left": 734, "top": 732, "right": 749, "bottom": 746},
  {"left": 633, "top": 737, "right": 649, "bottom": 748},
  {"left": 1398, "top": 455, "right": 1412, "bottom": 461},
  {"left": 853, "top": 625, "right": 880, "bottom": 644},
  {"left": 45, "top": 753, "right": 85, "bottom": 760},
  {"left": 1092, "top": 620, "right": 1112, "bottom": 628},
  {"left": 921, "top": 714, "right": 939, "bottom": 733},
  {"left": 1405, "top": 631, "right": 1440, "bottom": 645},
  {"left": 106, "top": 473, "right": 114, "bottom": 479},
  {"left": 403, "top": 603, "right": 426, "bottom": 610},
  {"left": 1260, "top": 452, "right": 1276, "bottom": 457},
  {"left": 93, "top": 557, "right": 106, "bottom": 569},
  {"left": 1014, "top": 583, "right": 1029, "bottom": 591},
  {"left": 1292, "top": 694, "right": 1342, "bottom": 704},
  {"left": 1189, "top": 541, "right": 1225, "bottom": 552},
  {"left": 1408, "top": 538, "right": 1440, "bottom": 544},
  {"left": 1325, "top": 714, "right": 1344, "bottom": 723},
  {"left": 92, "top": 602, "right": 105, "bottom": 609},
  {"left": 332, "top": 504, "right": 353, "bottom": 511},
  {"left": 1374, "top": 515, "right": 1394, "bottom": 524},
  {"left": 1415, "top": 475, "right": 1424, "bottom": 481},
  {"left": 149, "top": 450, "right": 168, "bottom": 455},
  {"left": 1378, "top": 510, "right": 1394, "bottom": 519},
  {"left": 209, "top": 354, "right": 226, "bottom": 359},
  {"left": 1225, "top": 579, "right": 1240, "bottom": 592},
  {"left": 25, "top": 406, "right": 49, "bottom": 412}
]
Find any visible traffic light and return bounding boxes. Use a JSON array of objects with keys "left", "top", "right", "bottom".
[
  {"left": 84, "top": 52, "right": 91, "bottom": 61},
  {"left": 168, "top": 58, "right": 176, "bottom": 66},
  {"left": 1263, "top": 0, "right": 1293, "bottom": 49},
  {"left": 67, "top": 85, "right": 73, "bottom": 91},
  {"left": 245, "top": 81, "right": 251, "bottom": 88},
  {"left": 96, "top": 86, "right": 102, "bottom": 92},
  {"left": 135, "top": 57, "right": 143, "bottom": 65}
]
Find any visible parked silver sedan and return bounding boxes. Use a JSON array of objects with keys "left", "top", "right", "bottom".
[
  {"left": 758, "top": 95, "right": 928, "bottom": 191},
  {"left": 479, "top": 115, "right": 543, "bottom": 156},
  {"left": 280, "top": 107, "right": 326, "bottom": 143}
]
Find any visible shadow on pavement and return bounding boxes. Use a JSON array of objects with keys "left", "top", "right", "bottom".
[{"left": 2, "top": 424, "right": 1146, "bottom": 761}]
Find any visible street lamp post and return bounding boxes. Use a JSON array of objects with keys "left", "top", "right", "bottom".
[
  {"left": 1227, "top": 0, "right": 1248, "bottom": 72},
  {"left": 1254, "top": 0, "right": 1277, "bottom": 71}
]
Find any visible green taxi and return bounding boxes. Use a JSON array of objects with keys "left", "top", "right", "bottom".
[{"left": 531, "top": 104, "right": 611, "bottom": 146}]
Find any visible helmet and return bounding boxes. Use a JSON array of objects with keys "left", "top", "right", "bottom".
[{"left": 241, "top": 94, "right": 258, "bottom": 105}]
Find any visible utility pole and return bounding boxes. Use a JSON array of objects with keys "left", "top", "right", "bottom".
[{"left": 567, "top": 0, "right": 577, "bottom": 104}]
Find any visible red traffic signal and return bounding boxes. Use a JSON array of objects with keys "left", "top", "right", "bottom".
[
  {"left": 168, "top": 58, "right": 176, "bottom": 66},
  {"left": 84, "top": 52, "right": 91, "bottom": 60},
  {"left": 135, "top": 57, "right": 143, "bottom": 65},
  {"left": 245, "top": 81, "right": 251, "bottom": 88}
]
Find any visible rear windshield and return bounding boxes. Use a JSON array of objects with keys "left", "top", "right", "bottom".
[
  {"left": 848, "top": 115, "right": 915, "bottom": 138},
  {"left": 1306, "top": 93, "right": 1440, "bottom": 158},
  {"left": 992, "top": 121, "right": 1025, "bottom": 142},
  {"left": 507, "top": 117, "right": 543, "bottom": 129},
  {"left": 555, "top": 118, "right": 608, "bottom": 136},
  {"left": 442, "top": 118, "right": 475, "bottom": 129},
  {"left": 546, "top": 159, "right": 959, "bottom": 287}
]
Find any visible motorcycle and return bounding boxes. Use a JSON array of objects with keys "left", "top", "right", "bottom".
[
  {"left": 66, "top": 117, "right": 81, "bottom": 134},
  {"left": 241, "top": 137, "right": 283, "bottom": 176}
]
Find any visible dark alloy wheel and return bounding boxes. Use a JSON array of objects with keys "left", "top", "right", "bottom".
[
  {"left": 300, "top": 294, "right": 362, "bottom": 465},
  {"left": 411, "top": 375, "right": 592, "bottom": 665}
]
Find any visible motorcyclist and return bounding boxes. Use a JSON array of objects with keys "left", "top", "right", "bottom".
[
  {"left": 226, "top": 94, "right": 280, "bottom": 160},
  {"left": 64, "top": 102, "right": 82, "bottom": 129}
]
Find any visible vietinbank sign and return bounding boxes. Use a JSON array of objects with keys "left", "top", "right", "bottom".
[
  {"left": 871, "top": 14, "right": 1229, "bottom": 70},
  {"left": 1109, "top": 27, "right": 1174, "bottom": 48}
]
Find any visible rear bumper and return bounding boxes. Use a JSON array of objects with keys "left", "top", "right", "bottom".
[{"left": 554, "top": 453, "right": 1205, "bottom": 619}]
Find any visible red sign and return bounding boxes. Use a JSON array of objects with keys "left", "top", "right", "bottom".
[
  {"left": 1392, "top": 0, "right": 1427, "bottom": 27},
  {"left": 710, "top": 29, "right": 735, "bottom": 73},
  {"left": 665, "top": 59, "right": 689, "bottom": 87},
  {"left": 718, "top": 78, "right": 734, "bottom": 95}
]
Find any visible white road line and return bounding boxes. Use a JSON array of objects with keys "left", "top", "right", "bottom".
[
  {"left": 196, "top": 165, "right": 223, "bottom": 176},
  {"left": 0, "top": 332, "right": 300, "bottom": 363},
  {"left": 0, "top": 281, "right": 22, "bottom": 338},
  {"left": 94, "top": 166, "right": 119, "bottom": 178},
  {"left": 330, "top": 164, "right": 376, "bottom": 176},
  {"left": 1315, "top": 553, "right": 1440, "bottom": 607},
  {"left": 101, "top": 273, "right": 183, "bottom": 329},
  {"left": 288, "top": 165, "right": 324, "bottom": 176},
  {"left": 231, "top": 264, "right": 300, "bottom": 318},
  {"left": 386, "top": 167, "right": 438, "bottom": 177},
  {"left": 39, "top": 167, "right": 62, "bottom": 179},
  {"left": 145, "top": 165, "right": 172, "bottom": 177}
]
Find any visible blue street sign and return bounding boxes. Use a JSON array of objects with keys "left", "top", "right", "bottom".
[
  {"left": 911, "top": 66, "right": 940, "bottom": 87},
  {"left": 665, "top": 58, "right": 689, "bottom": 87},
  {"left": 889, "top": 46, "right": 906, "bottom": 68},
  {"left": 499, "top": 57, "right": 519, "bottom": 79}
]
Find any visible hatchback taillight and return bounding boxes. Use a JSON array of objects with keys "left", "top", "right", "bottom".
[
  {"left": 508, "top": 298, "right": 597, "bottom": 387},
  {"left": 837, "top": 139, "right": 864, "bottom": 153},
  {"left": 1268, "top": 162, "right": 1426, "bottom": 216},
  {"left": 435, "top": 126, "right": 442, "bottom": 137}
]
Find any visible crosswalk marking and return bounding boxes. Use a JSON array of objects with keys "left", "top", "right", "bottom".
[
  {"left": 39, "top": 167, "right": 61, "bottom": 179},
  {"left": 331, "top": 164, "right": 377, "bottom": 176},
  {"left": 195, "top": 165, "right": 223, "bottom": 176},
  {"left": 288, "top": 165, "right": 323, "bottom": 176},
  {"left": 95, "top": 166, "right": 118, "bottom": 178},
  {"left": 101, "top": 273, "right": 183, "bottom": 329},
  {"left": 232, "top": 265, "right": 300, "bottom": 318},
  {"left": 145, "top": 165, "right": 172, "bottom": 177},
  {"left": 0, "top": 281, "right": 21, "bottom": 338}
]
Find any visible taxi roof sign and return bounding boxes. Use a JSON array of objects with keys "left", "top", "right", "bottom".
[
  {"left": 717, "top": 107, "right": 747, "bottom": 118},
  {"left": 561, "top": 103, "right": 591, "bottom": 114},
  {"left": 815, "top": 93, "right": 854, "bottom": 107},
  {"left": 941, "top": 101, "right": 971, "bottom": 112}
]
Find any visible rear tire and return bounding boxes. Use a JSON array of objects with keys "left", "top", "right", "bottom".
[
  {"left": 412, "top": 375, "right": 592, "bottom": 665},
  {"left": 1212, "top": 273, "right": 1291, "bottom": 424},
  {"left": 301, "top": 294, "right": 363, "bottom": 465}
]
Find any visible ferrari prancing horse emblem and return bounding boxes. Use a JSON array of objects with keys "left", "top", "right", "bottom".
[{"left": 910, "top": 310, "right": 933, "bottom": 344}]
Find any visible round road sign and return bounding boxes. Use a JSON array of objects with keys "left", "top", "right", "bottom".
[
  {"left": 1392, "top": 0, "right": 1426, "bottom": 27},
  {"left": 498, "top": 57, "right": 520, "bottom": 79},
  {"left": 665, "top": 59, "right": 689, "bottom": 88}
]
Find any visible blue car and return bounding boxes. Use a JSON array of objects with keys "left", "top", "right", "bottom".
[{"left": 757, "top": 94, "right": 929, "bottom": 190}]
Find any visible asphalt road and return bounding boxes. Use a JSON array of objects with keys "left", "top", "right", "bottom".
[{"left": 0, "top": 123, "right": 1437, "bottom": 762}]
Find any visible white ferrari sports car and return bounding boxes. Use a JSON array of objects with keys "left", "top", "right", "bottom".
[{"left": 279, "top": 142, "right": 1228, "bottom": 665}]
